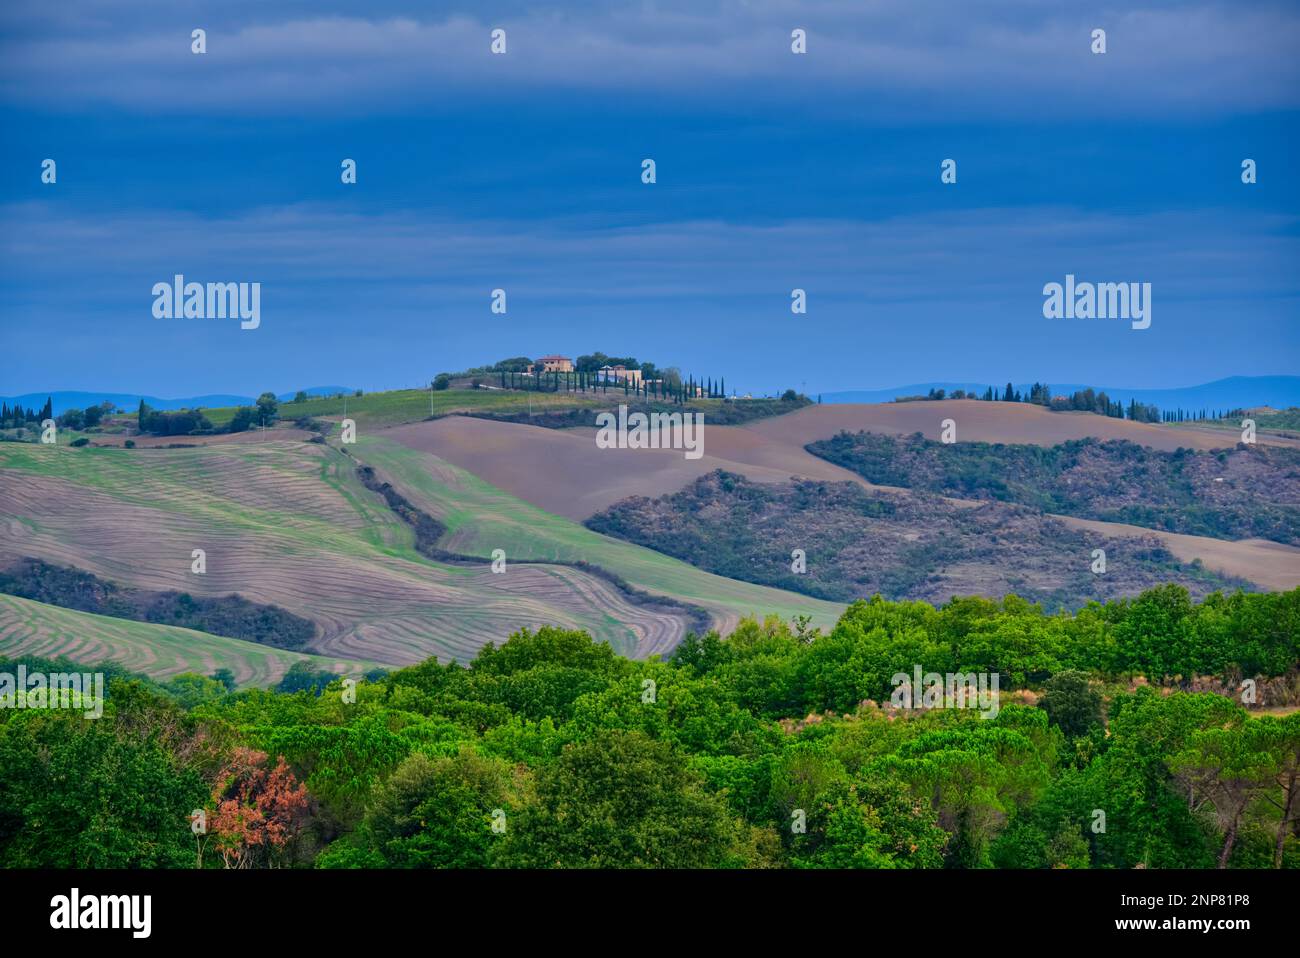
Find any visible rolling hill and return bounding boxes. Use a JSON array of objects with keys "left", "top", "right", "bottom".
[
  {"left": 378, "top": 400, "right": 1300, "bottom": 593},
  {"left": 6, "top": 390, "right": 1299, "bottom": 686},
  {"left": 0, "top": 431, "right": 844, "bottom": 679}
]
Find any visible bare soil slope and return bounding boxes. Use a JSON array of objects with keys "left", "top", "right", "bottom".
[
  {"left": 1057, "top": 518, "right": 1300, "bottom": 593},
  {"left": 381, "top": 415, "right": 872, "bottom": 520},
  {"left": 746, "top": 400, "right": 1300, "bottom": 451}
]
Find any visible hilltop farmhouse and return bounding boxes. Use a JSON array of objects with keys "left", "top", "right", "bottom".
[{"left": 531, "top": 355, "right": 574, "bottom": 373}]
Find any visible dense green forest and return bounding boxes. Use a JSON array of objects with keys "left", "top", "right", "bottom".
[
  {"left": 1, "top": 585, "right": 1296, "bottom": 870},
  {"left": 809, "top": 432, "right": 1300, "bottom": 545}
]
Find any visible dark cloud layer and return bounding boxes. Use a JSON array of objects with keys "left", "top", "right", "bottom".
[{"left": 2, "top": 1, "right": 1297, "bottom": 115}]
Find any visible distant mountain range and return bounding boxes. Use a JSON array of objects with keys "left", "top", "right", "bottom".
[
  {"left": 820, "top": 376, "right": 1300, "bottom": 412},
  {"left": 1, "top": 387, "right": 354, "bottom": 416}
]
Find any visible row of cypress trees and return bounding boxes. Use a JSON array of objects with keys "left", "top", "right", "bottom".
[
  {"left": 969, "top": 382, "right": 1240, "bottom": 425},
  {"left": 0, "top": 397, "right": 53, "bottom": 426}
]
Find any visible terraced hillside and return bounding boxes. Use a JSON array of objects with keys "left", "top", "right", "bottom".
[
  {"left": 0, "top": 437, "right": 842, "bottom": 673},
  {"left": 0, "top": 594, "right": 370, "bottom": 687},
  {"left": 0, "top": 440, "right": 690, "bottom": 662}
]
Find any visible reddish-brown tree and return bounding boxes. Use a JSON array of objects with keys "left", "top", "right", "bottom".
[{"left": 208, "top": 747, "right": 310, "bottom": 869}]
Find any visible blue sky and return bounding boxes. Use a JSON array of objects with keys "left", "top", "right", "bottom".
[{"left": 1, "top": 1, "right": 1297, "bottom": 397}]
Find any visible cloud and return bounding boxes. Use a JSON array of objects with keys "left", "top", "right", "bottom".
[
  {"left": 3, "top": 199, "right": 1295, "bottom": 316},
  {"left": 1, "top": 1, "right": 1296, "bottom": 115},
  {"left": 4, "top": 199, "right": 1296, "bottom": 395}
]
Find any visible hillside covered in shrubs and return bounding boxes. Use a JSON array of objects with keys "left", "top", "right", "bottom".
[
  {"left": 585, "top": 470, "right": 1248, "bottom": 608},
  {"left": 809, "top": 432, "right": 1300, "bottom": 545}
]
